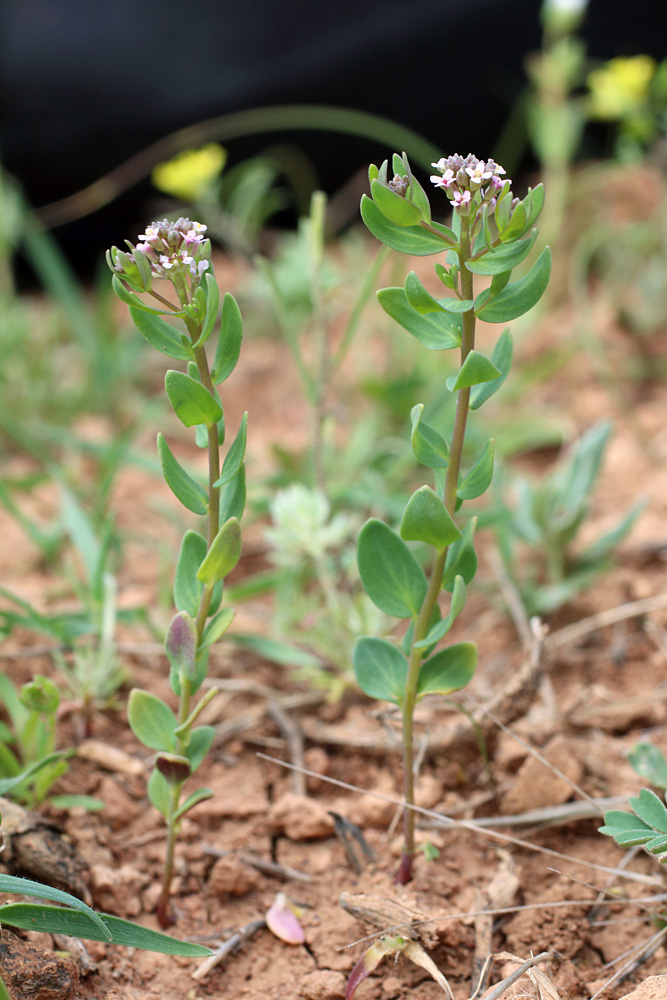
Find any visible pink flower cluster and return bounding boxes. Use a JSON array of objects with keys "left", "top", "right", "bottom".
[
  {"left": 430, "top": 154, "right": 509, "bottom": 215},
  {"left": 123, "top": 218, "right": 210, "bottom": 281}
]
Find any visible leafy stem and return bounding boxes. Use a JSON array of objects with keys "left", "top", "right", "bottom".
[{"left": 397, "top": 214, "right": 476, "bottom": 883}]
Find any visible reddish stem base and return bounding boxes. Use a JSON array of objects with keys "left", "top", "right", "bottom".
[{"left": 393, "top": 852, "right": 414, "bottom": 885}]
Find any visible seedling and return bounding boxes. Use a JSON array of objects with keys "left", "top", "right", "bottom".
[
  {"left": 495, "top": 420, "right": 643, "bottom": 615},
  {"left": 354, "top": 152, "right": 551, "bottom": 882},
  {"left": 0, "top": 673, "right": 70, "bottom": 807},
  {"left": 108, "top": 218, "right": 245, "bottom": 927}
]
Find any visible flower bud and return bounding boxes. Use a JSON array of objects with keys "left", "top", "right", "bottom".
[
  {"left": 20, "top": 675, "right": 60, "bottom": 715},
  {"left": 155, "top": 752, "right": 191, "bottom": 785}
]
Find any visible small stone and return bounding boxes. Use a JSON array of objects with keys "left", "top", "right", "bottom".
[
  {"left": 96, "top": 775, "right": 141, "bottom": 830},
  {"left": 207, "top": 855, "right": 263, "bottom": 897},
  {"left": 301, "top": 969, "right": 346, "bottom": 999},
  {"left": 268, "top": 793, "right": 334, "bottom": 841},
  {"left": 415, "top": 773, "right": 442, "bottom": 810},
  {"left": 382, "top": 975, "right": 403, "bottom": 996},
  {"left": 501, "top": 735, "right": 582, "bottom": 815},
  {"left": 619, "top": 976, "right": 667, "bottom": 1000},
  {"left": 304, "top": 747, "right": 330, "bottom": 793},
  {"left": 89, "top": 863, "right": 148, "bottom": 916}
]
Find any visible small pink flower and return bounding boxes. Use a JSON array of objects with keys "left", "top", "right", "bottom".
[
  {"left": 452, "top": 190, "right": 472, "bottom": 210},
  {"left": 466, "top": 161, "right": 494, "bottom": 185},
  {"left": 430, "top": 168, "right": 456, "bottom": 190}
]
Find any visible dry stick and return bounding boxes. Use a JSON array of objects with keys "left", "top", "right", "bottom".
[
  {"left": 547, "top": 591, "right": 667, "bottom": 649},
  {"left": 589, "top": 926, "right": 667, "bottom": 1000},
  {"left": 202, "top": 847, "right": 312, "bottom": 883},
  {"left": 266, "top": 701, "right": 306, "bottom": 796},
  {"left": 191, "top": 917, "right": 267, "bottom": 982},
  {"left": 462, "top": 692, "right": 602, "bottom": 812},
  {"left": 256, "top": 753, "right": 661, "bottom": 888},
  {"left": 481, "top": 953, "right": 553, "bottom": 1000}
]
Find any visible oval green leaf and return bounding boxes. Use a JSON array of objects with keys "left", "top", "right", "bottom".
[
  {"left": 417, "top": 641, "right": 477, "bottom": 697},
  {"left": 410, "top": 404, "right": 449, "bottom": 469},
  {"left": 357, "top": 518, "right": 428, "bottom": 618},
  {"left": 129, "top": 307, "right": 193, "bottom": 360},
  {"left": 165, "top": 370, "right": 223, "bottom": 428},
  {"left": 361, "top": 195, "right": 451, "bottom": 256},
  {"left": 213, "top": 412, "right": 248, "bottom": 488},
  {"left": 445, "top": 350, "right": 500, "bottom": 392},
  {"left": 469, "top": 329, "right": 513, "bottom": 410},
  {"left": 378, "top": 288, "right": 461, "bottom": 351},
  {"left": 465, "top": 229, "right": 538, "bottom": 275},
  {"left": 630, "top": 788, "right": 667, "bottom": 834},
  {"left": 173, "top": 530, "right": 207, "bottom": 616},
  {"left": 211, "top": 292, "right": 243, "bottom": 384},
  {"left": 197, "top": 516, "right": 242, "bottom": 584},
  {"left": 201, "top": 606, "right": 236, "bottom": 648},
  {"left": 353, "top": 637, "right": 408, "bottom": 705},
  {"left": 400, "top": 486, "right": 461, "bottom": 550},
  {"left": 157, "top": 433, "right": 208, "bottom": 515},
  {"left": 458, "top": 439, "right": 495, "bottom": 500},
  {"left": 370, "top": 179, "right": 423, "bottom": 227},
  {"left": 127, "top": 688, "right": 176, "bottom": 752},
  {"left": 475, "top": 247, "right": 551, "bottom": 323}
]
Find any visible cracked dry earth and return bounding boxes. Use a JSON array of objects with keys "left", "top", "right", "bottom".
[{"left": 3, "top": 217, "right": 667, "bottom": 999}]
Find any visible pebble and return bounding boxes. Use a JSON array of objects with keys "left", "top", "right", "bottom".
[
  {"left": 268, "top": 793, "right": 334, "bottom": 841},
  {"left": 300, "top": 969, "right": 347, "bottom": 999}
]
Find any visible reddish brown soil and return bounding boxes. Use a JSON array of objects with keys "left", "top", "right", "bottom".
[{"left": 2, "top": 191, "right": 667, "bottom": 1000}]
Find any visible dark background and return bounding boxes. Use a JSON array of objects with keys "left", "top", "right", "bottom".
[{"left": 1, "top": 0, "right": 663, "bottom": 271}]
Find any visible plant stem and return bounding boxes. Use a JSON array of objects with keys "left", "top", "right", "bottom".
[
  {"left": 397, "top": 215, "right": 476, "bottom": 884},
  {"left": 156, "top": 310, "right": 222, "bottom": 927}
]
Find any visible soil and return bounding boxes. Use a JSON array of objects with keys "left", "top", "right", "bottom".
[{"left": 3, "top": 182, "right": 667, "bottom": 1000}]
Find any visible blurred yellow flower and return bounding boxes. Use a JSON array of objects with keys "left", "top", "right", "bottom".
[
  {"left": 151, "top": 144, "right": 226, "bottom": 201},
  {"left": 587, "top": 56, "right": 656, "bottom": 119}
]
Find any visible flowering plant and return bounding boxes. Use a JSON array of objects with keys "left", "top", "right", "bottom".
[
  {"left": 108, "top": 218, "right": 245, "bottom": 926},
  {"left": 355, "top": 153, "right": 550, "bottom": 884}
]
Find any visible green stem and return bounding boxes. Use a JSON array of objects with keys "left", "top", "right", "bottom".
[
  {"left": 397, "top": 214, "right": 476, "bottom": 883},
  {"left": 157, "top": 307, "right": 222, "bottom": 927}
]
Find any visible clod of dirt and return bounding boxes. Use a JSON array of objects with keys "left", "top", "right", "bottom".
[
  {"left": 301, "top": 968, "right": 346, "bottom": 999},
  {"left": 95, "top": 776, "right": 142, "bottom": 830},
  {"left": 0, "top": 796, "right": 89, "bottom": 900},
  {"left": 500, "top": 735, "right": 582, "bottom": 814},
  {"left": 207, "top": 854, "right": 264, "bottom": 897},
  {"left": 0, "top": 931, "right": 79, "bottom": 1000},
  {"left": 89, "top": 863, "right": 149, "bottom": 916},
  {"left": 268, "top": 793, "right": 334, "bottom": 840},
  {"left": 619, "top": 976, "right": 667, "bottom": 1000}
]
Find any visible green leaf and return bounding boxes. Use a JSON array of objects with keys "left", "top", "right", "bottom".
[
  {"left": 523, "top": 185, "right": 545, "bottom": 233},
  {"left": 400, "top": 486, "right": 461, "bottom": 550},
  {"left": 458, "top": 439, "right": 495, "bottom": 500},
  {"left": 157, "top": 434, "right": 208, "bottom": 515},
  {"left": 195, "top": 271, "right": 220, "bottom": 346},
  {"left": 0, "top": 752, "right": 69, "bottom": 796},
  {"left": 218, "top": 464, "right": 246, "bottom": 524},
  {"left": 465, "top": 230, "right": 538, "bottom": 275},
  {"left": 197, "top": 517, "right": 242, "bottom": 584},
  {"left": 410, "top": 404, "right": 449, "bottom": 469},
  {"left": 129, "top": 307, "right": 193, "bottom": 360},
  {"left": 213, "top": 412, "right": 248, "bottom": 488},
  {"left": 0, "top": 902, "right": 211, "bottom": 955},
  {"left": 442, "top": 517, "right": 477, "bottom": 591},
  {"left": 415, "top": 575, "right": 466, "bottom": 648},
  {"left": 361, "top": 195, "right": 453, "bottom": 256},
  {"left": 127, "top": 689, "right": 176, "bottom": 752},
  {"left": 211, "top": 293, "right": 243, "bottom": 384},
  {"left": 48, "top": 794, "right": 105, "bottom": 811},
  {"left": 111, "top": 275, "right": 177, "bottom": 316},
  {"left": 173, "top": 530, "right": 207, "bottom": 617},
  {"left": 201, "top": 606, "right": 236, "bottom": 647},
  {"left": 476, "top": 247, "right": 551, "bottom": 323},
  {"left": 147, "top": 768, "right": 170, "bottom": 818},
  {"left": 357, "top": 519, "right": 428, "bottom": 618},
  {"left": 445, "top": 350, "right": 500, "bottom": 391},
  {"left": 370, "top": 179, "right": 423, "bottom": 227},
  {"left": 353, "top": 637, "right": 407, "bottom": 705},
  {"left": 469, "top": 329, "right": 513, "bottom": 409},
  {"left": 627, "top": 743, "right": 667, "bottom": 790},
  {"left": 165, "top": 371, "right": 223, "bottom": 428},
  {"left": 173, "top": 787, "right": 215, "bottom": 822},
  {"left": 184, "top": 727, "right": 216, "bottom": 772},
  {"left": 417, "top": 641, "right": 477, "bottom": 697},
  {"left": 599, "top": 809, "right": 654, "bottom": 846},
  {"left": 404, "top": 271, "right": 473, "bottom": 315},
  {"left": 377, "top": 288, "right": 461, "bottom": 350},
  {"left": 498, "top": 201, "right": 526, "bottom": 243},
  {"left": 579, "top": 499, "right": 644, "bottom": 565},
  {"left": 0, "top": 876, "right": 111, "bottom": 941},
  {"left": 630, "top": 788, "right": 667, "bottom": 834}
]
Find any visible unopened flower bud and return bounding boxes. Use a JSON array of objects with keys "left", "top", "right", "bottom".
[
  {"left": 20, "top": 675, "right": 60, "bottom": 715},
  {"left": 388, "top": 174, "right": 409, "bottom": 197},
  {"left": 155, "top": 752, "right": 191, "bottom": 785}
]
